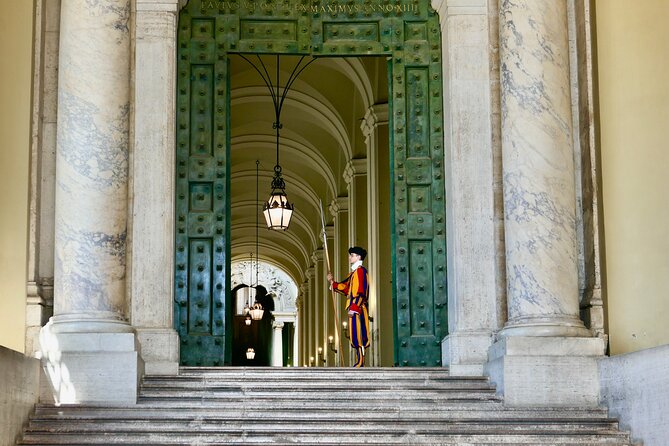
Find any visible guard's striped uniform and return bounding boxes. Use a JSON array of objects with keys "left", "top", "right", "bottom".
[{"left": 332, "top": 266, "right": 370, "bottom": 367}]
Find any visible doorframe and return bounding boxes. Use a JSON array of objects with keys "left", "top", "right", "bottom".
[{"left": 129, "top": 0, "right": 503, "bottom": 374}]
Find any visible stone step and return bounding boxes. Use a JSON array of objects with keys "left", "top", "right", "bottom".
[
  {"left": 136, "top": 390, "right": 502, "bottom": 404},
  {"left": 24, "top": 419, "right": 622, "bottom": 435},
  {"left": 31, "top": 404, "right": 612, "bottom": 421},
  {"left": 20, "top": 368, "right": 632, "bottom": 445},
  {"left": 17, "top": 431, "right": 632, "bottom": 445},
  {"left": 141, "top": 377, "right": 492, "bottom": 390}
]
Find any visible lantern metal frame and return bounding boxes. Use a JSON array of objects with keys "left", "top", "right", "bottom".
[{"left": 238, "top": 54, "right": 316, "bottom": 230}]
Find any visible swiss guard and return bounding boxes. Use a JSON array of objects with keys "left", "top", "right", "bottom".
[{"left": 327, "top": 246, "right": 370, "bottom": 367}]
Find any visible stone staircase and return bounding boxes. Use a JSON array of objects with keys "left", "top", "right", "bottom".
[{"left": 19, "top": 367, "right": 632, "bottom": 445}]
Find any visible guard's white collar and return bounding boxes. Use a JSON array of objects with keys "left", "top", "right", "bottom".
[{"left": 350, "top": 260, "right": 363, "bottom": 271}]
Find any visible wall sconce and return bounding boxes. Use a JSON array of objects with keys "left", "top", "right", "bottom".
[
  {"left": 328, "top": 335, "right": 337, "bottom": 354},
  {"left": 342, "top": 321, "right": 349, "bottom": 339},
  {"left": 246, "top": 348, "right": 256, "bottom": 360},
  {"left": 318, "top": 346, "right": 326, "bottom": 365},
  {"left": 244, "top": 315, "right": 252, "bottom": 326}
]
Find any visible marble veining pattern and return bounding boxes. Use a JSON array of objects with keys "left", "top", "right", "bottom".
[
  {"left": 499, "top": 0, "right": 581, "bottom": 324},
  {"left": 53, "top": 0, "right": 131, "bottom": 319}
]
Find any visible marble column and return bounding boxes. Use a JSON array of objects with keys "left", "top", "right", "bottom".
[
  {"left": 40, "top": 0, "right": 141, "bottom": 405},
  {"left": 131, "top": 0, "right": 181, "bottom": 376},
  {"left": 271, "top": 321, "right": 284, "bottom": 366},
  {"left": 485, "top": 0, "right": 604, "bottom": 407}
]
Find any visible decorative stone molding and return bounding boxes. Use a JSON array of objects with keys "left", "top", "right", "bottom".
[
  {"left": 360, "top": 103, "right": 389, "bottom": 138},
  {"left": 342, "top": 158, "right": 367, "bottom": 185},
  {"left": 329, "top": 196, "right": 349, "bottom": 218}
]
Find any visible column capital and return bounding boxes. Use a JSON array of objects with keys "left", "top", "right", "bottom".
[
  {"left": 343, "top": 158, "right": 367, "bottom": 184},
  {"left": 272, "top": 321, "right": 285, "bottom": 330},
  {"left": 311, "top": 249, "right": 324, "bottom": 263},
  {"left": 360, "top": 103, "right": 389, "bottom": 137},
  {"left": 329, "top": 196, "right": 349, "bottom": 217}
]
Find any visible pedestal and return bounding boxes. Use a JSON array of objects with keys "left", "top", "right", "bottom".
[
  {"left": 39, "top": 321, "right": 143, "bottom": 405},
  {"left": 485, "top": 336, "right": 605, "bottom": 407}
]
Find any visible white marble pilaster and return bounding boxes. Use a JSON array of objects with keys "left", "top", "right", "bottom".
[
  {"left": 485, "top": 0, "right": 602, "bottom": 407},
  {"left": 360, "top": 104, "right": 389, "bottom": 368},
  {"left": 270, "top": 321, "right": 284, "bottom": 367},
  {"left": 311, "top": 250, "right": 325, "bottom": 366},
  {"left": 343, "top": 158, "right": 368, "bottom": 248},
  {"left": 305, "top": 267, "right": 315, "bottom": 364},
  {"left": 298, "top": 285, "right": 307, "bottom": 366},
  {"left": 322, "top": 226, "right": 338, "bottom": 366},
  {"left": 26, "top": 0, "right": 60, "bottom": 357},
  {"left": 329, "top": 197, "right": 349, "bottom": 366},
  {"left": 40, "top": 0, "right": 141, "bottom": 405},
  {"left": 431, "top": 0, "right": 502, "bottom": 376},
  {"left": 130, "top": 0, "right": 180, "bottom": 375}
]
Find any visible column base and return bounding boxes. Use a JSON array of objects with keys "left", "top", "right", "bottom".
[
  {"left": 39, "top": 320, "right": 143, "bottom": 405},
  {"left": 484, "top": 336, "right": 606, "bottom": 407},
  {"left": 442, "top": 330, "right": 494, "bottom": 376},
  {"left": 499, "top": 315, "right": 592, "bottom": 338},
  {"left": 135, "top": 328, "right": 180, "bottom": 375}
]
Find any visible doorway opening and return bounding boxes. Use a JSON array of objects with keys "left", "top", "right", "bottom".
[{"left": 174, "top": 1, "right": 448, "bottom": 368}]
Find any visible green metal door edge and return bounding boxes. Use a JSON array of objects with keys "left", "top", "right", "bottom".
[{"left": 176, "top": 0, "right": 447, "bottom": 367}]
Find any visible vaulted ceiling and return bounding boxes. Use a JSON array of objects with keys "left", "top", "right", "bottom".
[{"left": 229, "top": 55, "right": 388, "bottom": 285}]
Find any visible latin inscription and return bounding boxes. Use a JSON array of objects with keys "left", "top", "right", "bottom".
[{"left": 200, "top": 0, "right": 419, "bottom": 14}]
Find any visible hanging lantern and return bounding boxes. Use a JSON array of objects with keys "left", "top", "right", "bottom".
[
  {"left": 250, "top": 302, "right": 264, "bottom": 321},
  {"left": 237, "top": 54, "right": 315, "bottom": 232},
  {"left": 263, "top": 166, "right": 293, "bottom": 230},
  {"left": 246, "top": 348, "right": 256, "bottom": 360}
]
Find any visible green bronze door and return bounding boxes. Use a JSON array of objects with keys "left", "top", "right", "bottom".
[
  {"left": 176, "top": 0, "right": 447, "bottom": 366},
  {"left": 389, "top": 18, "right": 447, "bottom": 366},
  {"left": 175, "top": 13, "right": 232, "bottom": 366}
]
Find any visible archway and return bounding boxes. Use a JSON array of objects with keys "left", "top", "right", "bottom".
[{"left": 175, "top": 0, "right": 447, "bottom": 367}]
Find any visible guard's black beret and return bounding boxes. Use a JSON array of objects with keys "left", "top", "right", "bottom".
[{"left": 348, "top": 246, "right": 367, "bottom": 260}]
